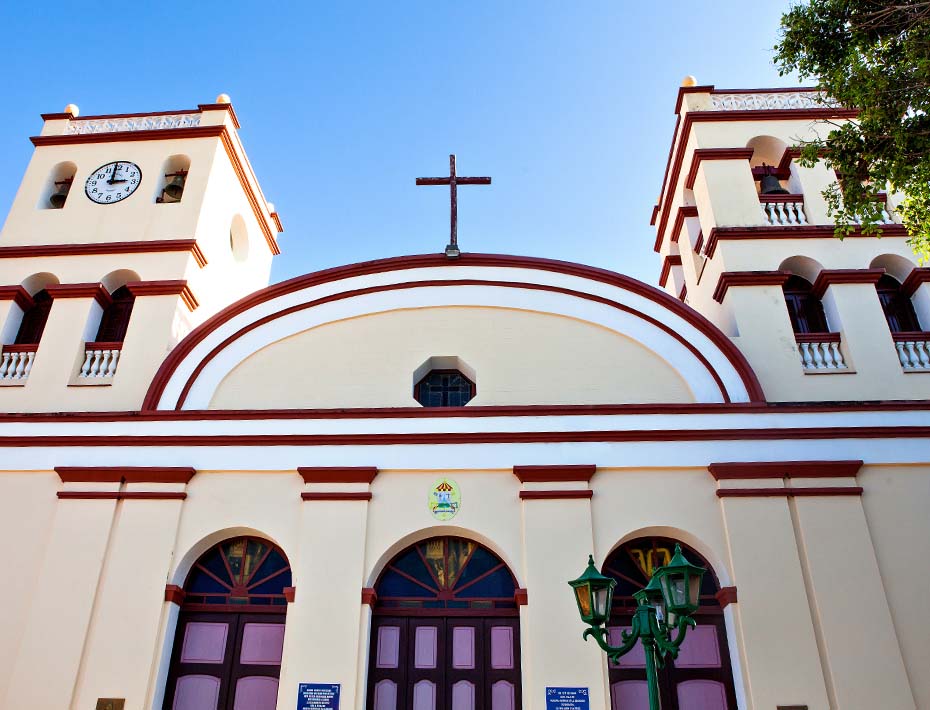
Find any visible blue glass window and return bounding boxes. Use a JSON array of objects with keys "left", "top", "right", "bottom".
[
  {"left": 415, "top": 370, "right": 475, "bottom": 407},
  {"left": 183, "top": 536, "right": 291, "bottom": 606}
]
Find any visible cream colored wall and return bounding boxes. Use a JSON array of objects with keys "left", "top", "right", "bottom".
[
  {"left": 209, "top": 306, "right": 696, "bottom": 409},
  {"left": 1, "top": 460, "right": 927, "bottom": 710}
]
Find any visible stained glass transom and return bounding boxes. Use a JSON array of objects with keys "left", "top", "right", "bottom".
[
  {"left": 375, "top": 537, "right": 517, "bottom": 610},
  {"left": 184, "top": 536, "right": 291, "bottom": 606}
]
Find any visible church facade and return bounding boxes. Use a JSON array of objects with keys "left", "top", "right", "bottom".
[{"left": 0, "top": 85, "right": 927, "bottom": 710}]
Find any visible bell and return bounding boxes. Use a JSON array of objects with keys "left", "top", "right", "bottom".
[
  {"left": 163, "top": 173, "right": 186, "bottom": 201},
  {"left": 760, "top": 173, "right": 789, "bottom": 195},
  {"left": 49, "top": 182, "right": 70, "bottom": 209}
]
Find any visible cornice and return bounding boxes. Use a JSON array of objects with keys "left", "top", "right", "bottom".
[
  {"left": 902, "top": 268, "right": 930, "bottom": 297},
  {"left": 46, "top": 283, "right": 111, "bottom": 307},
  {"left": 811, "top": 269, "right": 884, "bottom": 299},
  {"left": 704, "top": 225, "right": 908, "bottom": 259},
  {"left": 708, "top": 460, "right": 863, "bottom": 480},
  {"left": 0, "top": 285, "right": 35, "bottom": 310},
  {"left": 0, "top": 239, "right": 207, "bottom": 268},
  {"left": 658, "top": 254, "right": 682, "bottom": 287},
  {"left": 684, "top": 148, "right": 754, "bottom": 190},
  {"left": 125, "top": 280, "right": 199, "bottom": 311},
  {"left": 512, "top": 464, "right": 596, "bottom": 483},
  {"left": 298, "top": 466, "right": 379, "bottom": 484},
  {"left": 55, "top": 466, "right": 196, "bottom": 483},
  {"left": 712, "top": 271, "right": 790, "bottom": 303}
]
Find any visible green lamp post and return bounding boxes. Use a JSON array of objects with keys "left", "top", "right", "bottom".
[{"left": 568, "top": 545, "right": 706, "bottom": 710}]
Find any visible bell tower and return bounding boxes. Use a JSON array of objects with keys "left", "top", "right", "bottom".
[{"left": 0, "top": 95, "right": 284, "bottom": 411}]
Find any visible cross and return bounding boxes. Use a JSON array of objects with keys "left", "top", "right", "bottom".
[{"left": 416, "top": 154, "right": 491, "bottom": 258}]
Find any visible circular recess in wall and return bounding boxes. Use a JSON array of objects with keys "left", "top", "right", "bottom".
[{"left": 229, "top": 214, "right": 250, "bottom": 262}]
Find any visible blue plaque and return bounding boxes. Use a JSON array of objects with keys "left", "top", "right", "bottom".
[
  {"left": 297, "top": 683, "right": 340, "bottom": 710},
  {"left": 546, "top": 686, "right": 590, "bottom": 710}
]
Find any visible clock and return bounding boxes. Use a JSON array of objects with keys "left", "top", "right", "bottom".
[{"left": 85, "top": 161, "right": 142, "bottom": 204}]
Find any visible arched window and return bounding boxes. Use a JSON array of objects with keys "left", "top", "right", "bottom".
[
  {"left": 415, "top": 370, "right": 475, "bottom": 407},
  {"left": 93, "top": 286, "right": 135, "bottom": 343},
  {"left": 782, "top": 275, "right": 829, "bottom": 334},
  {"left": 14, "top": 290, "right": 53, "bottom": 345},
  {"left": 603, "top": 537, "right": 737, "bottom": 710},
  {"left": 368, "top": 536, "right": 522, "bottom": 710},
  {"left": 876, "top": 275, "right": 921, "bottom": 333},
  {"left": 163, "top": 536, "right": 291, "bottom": 710}
]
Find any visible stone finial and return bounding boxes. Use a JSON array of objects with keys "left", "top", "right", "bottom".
[
  {"left": 215, "top": 93, "right": 231, "bottom": 104},
  {"left": 681, "top": 76, "right": 697, "bottom": 87},
  {"left": 64, "top": 103, "right": 80, "bottom": 117}
]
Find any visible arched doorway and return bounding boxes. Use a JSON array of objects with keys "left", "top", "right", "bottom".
[
  {"left": 367, "top": 536, "right": 522, "bottom": 710},
  {"left": 603, "top": 537, "right": 737, "bottom": 710},
  {"left": 163, "top": 536, "right": 292, "bottom": 710}
]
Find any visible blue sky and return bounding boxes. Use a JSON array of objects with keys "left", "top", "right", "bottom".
[{"left": 0, "top": 2, "right": 798, "bottom": 286}]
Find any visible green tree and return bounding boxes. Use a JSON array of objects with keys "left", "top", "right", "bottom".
[{"left": 775, "top": 1, "right": 930, "bottom": 262}]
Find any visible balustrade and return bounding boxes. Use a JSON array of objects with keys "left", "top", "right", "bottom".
[
  {"left": 710, "top": 91, "right": 826, "bottom": 111},
  {"left": 796, "top": 334, "right": 847, "bottom": 372},
  {"left": 0, "top": 345, "right": 37, "bottom": 382},
  {"left": 64, "top": 113, "right": 201, "bottom": 135},
  {"left": 79, "top": 342, "right": 122, "bottom": 379},
  {"left": 760, "top": 195, "right": 808, "bottom": 226},
  {"left": 893, "top": 333, "right": 930, "bottom": 371}
]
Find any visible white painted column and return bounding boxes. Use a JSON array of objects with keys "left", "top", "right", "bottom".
[
  {"left": 3, "top": 483, "right": 119, "bottom": 708},
  {"left": 277, "top": 472, "right": 372, "bottom": 710},
  {"left": 519, "top": 480, "right": 607, "bottom": 710}
]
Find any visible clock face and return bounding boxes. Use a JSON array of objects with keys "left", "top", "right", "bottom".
[{"left": 85, "top": 161, "right": 142, "bottom": 204}]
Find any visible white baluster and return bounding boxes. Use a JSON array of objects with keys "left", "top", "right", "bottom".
[
  {"left": 98, "top": 350, "right": 111, "bottom": 378},
  {"left": 107, "top": 349, "right": 120, "bottom": 376},
  {"left": 796, "top": 203, "right": 809, "bottom": 225},
  {"left": 761, "top": 203, "right": 772, "bottom": 224},
  {"left": 830, "top": 342, "right": 846, "bottom": 369},
  {"left": 821, "top": 342, "right": 836, "bottom": 369},
  {"left": 13, "top": 352, "right": 26, "bottom": 379},
  {"left": 89, "top": 349, "right": 103, "bottom": 377},
  {"left": 0, "top": 352, "right": 10, "bottom": 379},
  {"left": 916, "top": 341, "right": 930, "bottom": 369},
  {"left": 799, "top": 342, "right": 814, "bottom": 369},
  {"left": 22, "top": 352, "right": 34, "bottom": 378},
  {"left": 79, "top": 349, "right": 93, "bottom": 378},
  {"left": 811, "top": 342, "right": 825, "bottom": 369},
  {"left": 905, "top": 342, "right": 920, "bottom": 370},
  {"left": 896, "top": 342, "right": 910, "bottom": 368},
  {"left": 786, "top": 202, "right": 799, "bottom": 225}
]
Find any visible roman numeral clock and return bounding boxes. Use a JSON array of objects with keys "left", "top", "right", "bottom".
[{"left": 84, "top": 161, "right": 141, "bottom": 204}]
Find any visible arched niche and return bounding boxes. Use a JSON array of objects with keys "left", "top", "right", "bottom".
[
  {"left": 229, "top": 214, "right": 250, "bottom": 262},
  {"left": 155, "top": 154, "right": 191, "bottom": 204},
  {"left": 747, "top": 135, "right": 798, "bottom": 194},
  {"left": 37, "top": 161, "right": 77, "bottom": 209}
]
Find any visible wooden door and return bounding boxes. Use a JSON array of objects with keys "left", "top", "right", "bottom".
[{"left": 163, "top": 612, "right": 285, "bottom": 710}]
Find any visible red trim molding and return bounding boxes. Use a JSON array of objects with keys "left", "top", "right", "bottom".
[
  {"left": 902, "top": 268, "right": 930, "bottom": 297},
  {"left": 141, "top": 253, "right": 766, "bottom": 409},
  {"left": 715, "top": 586, "right": 738, "bottom": 608},
  {"left": 685, "top": 148, "right": 754, "bottom": 190},
  {"left": 197, "top": 102, "right": 242, "bottom": 129},
  {"left": 704, "top": 225, "right": 907, "bottom": 259},
  {"left": 362, "top": 588, "right": 378, "bottom": 607},
  {"left": 0, "top": 239, "right": 207, "bottom": 268},
  {"left": 811, "top": 269, "right": 884, "bottom": 299},
  {"left": 708, "top": 460, "right": 863, "bottom": 480},
  {"left": 8, "top": 426, "right": 930, "bottom": 448},
  {"left": 165, "top": 584, "right": 186, "bottom": 605},
  {"left": 659, "top": 254, "right": 682, "bottom": 288},
  {"left": 519, "top": 489, "right": 593, "bottom": 500},
  {"left": 713, "top": 271, "right": 790, "bottom": 303},
  {"left": 298, "top": 466, "right": 378, "bottom": 484},
  {"left": 57, "top": 491, "right": 188, "bottom": 500},
  {"left": 674, "top": 85, "right": 716, "bottom": 114},
  {"left": 795, "top": 332, "right": 842, "bottom": 343},
  {"left": 46, "top": 283, "right": 111, "bottom": 307},
  {"left": 0, "top": 286, "right": 35, "bottom": 310},
  {"left": 56, "top": 466, "right": 196, "bottom": 483},
  {"left": 301, "top": 491, "right": 373, "bottom": 501},
  {"left": 514, "top": 588, "right": 529, "bottom": 606},
  {"left": 717, "top": 486, "right": 862, "bottom": 498},
  {"left": 217, "top": 129, "right": 281, "bottom": 251},
  {"left": 283, "top": 586, "right": 296, "bottom": 603},
  {"left": 656, "top": 205, "right": 699, "bottom": 251},
  {"left": 125, "top": 280, "right": 199, "bottom": 311},
  {"left": 891, "top": 331, "right": 930, "bottom": 343},
  {"left": 513, "top": 465, "right": 596, "bottom": 483}
]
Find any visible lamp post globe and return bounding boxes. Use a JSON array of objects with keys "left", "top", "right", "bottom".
[
  {"left": 568, "top": 554, "right": 615, "bottom": 627},
  {"left": 652, "top": 543, "right": 706, "bottom": 617}
]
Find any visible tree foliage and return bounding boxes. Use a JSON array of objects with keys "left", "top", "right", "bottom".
[{"left": 775, "top": 1, "right": 930, "bottom": 262}]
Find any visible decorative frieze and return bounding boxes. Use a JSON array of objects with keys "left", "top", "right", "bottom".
[
  {"left": 710, "top": 91, "right": 826, "bottom": 111},
  {"left": 64, "top": 113, "right": 201, "bottom": 135}
]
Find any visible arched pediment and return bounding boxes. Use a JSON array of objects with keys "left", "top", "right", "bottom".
[{"left": 144, "top": 254, "right": 763, "bottom": 410}]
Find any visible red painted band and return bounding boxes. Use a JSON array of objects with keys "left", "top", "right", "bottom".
[
  {"left": 659, "top": 255, "right": 682, "bottom": 287},
  {"left": 301, "top": 492, "right": 372, "bottom": 501},
  {"left": 685, "top": 148, "right": 754, "bottom": 190},
  {"left": 6, "top": 426, "right": 930, "bottom": 448},
  {"left": 704, "top": 225, "right": 907, "bottom": 259},
  {"left": 519, "top": 490, "right": 593, "bottom": 499},
  {"left": 811, "top": 269, "right": 885, "bottom": 299},
  {"left": 57, "top": 491, "right": 188, "bottom": 499},
  {"left": 56, "top": 466, "right": 196, "bottom": 483},
  {"left": 713, "top": 272, "right": 790, "bottom": 303},
  {"left": 0, "top": 286, "right": 35, "bottom": 310},
  {"left": 0, "top": 239, "right": 207, "bottom": 268},
  {"left": 901, "top": 268, "right": 930, "bottom": 297},
  {"left": 299, "top": 466, "right": 379, "bottom": 483},
  {"left": 716, "top": 486, "right": 863, "bottom": 498}
]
